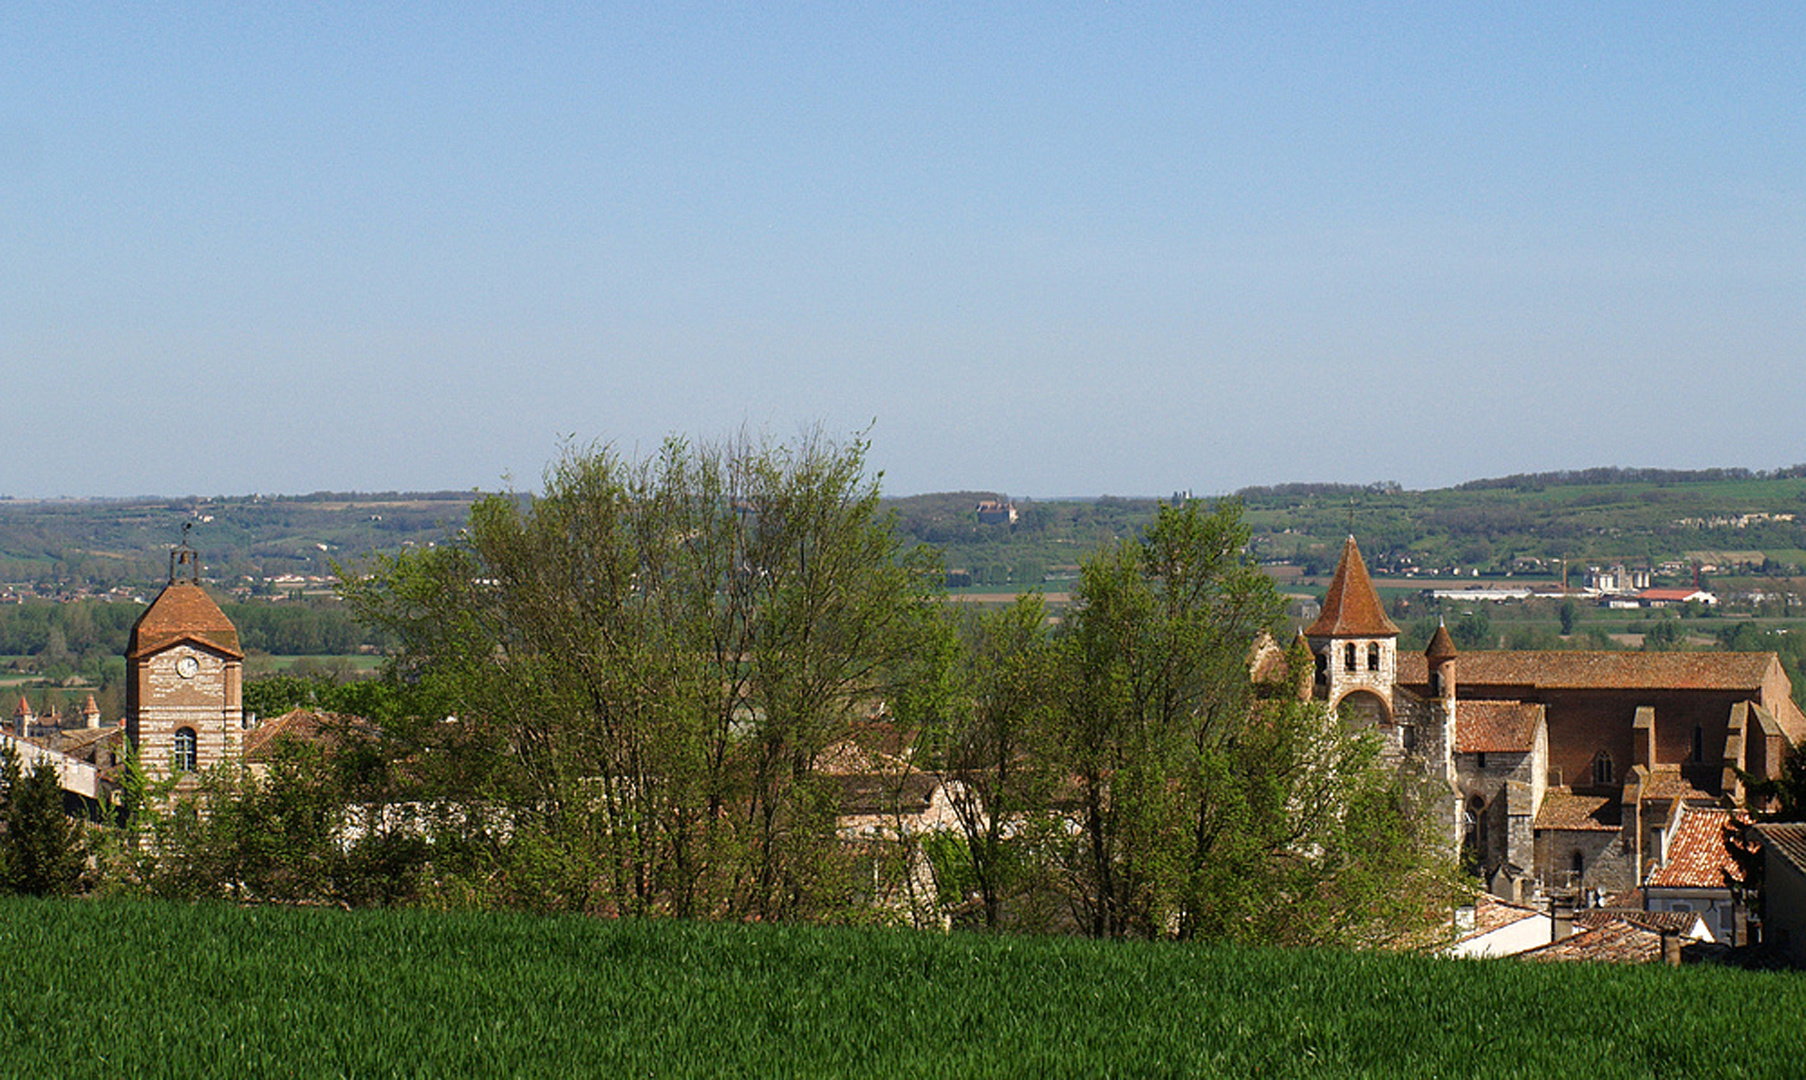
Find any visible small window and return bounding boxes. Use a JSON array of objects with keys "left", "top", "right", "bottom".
[
  {"left": 174, "top": 727, "right": 197, "bottom": 772},
  {"left": 1691, "top": 724, "right": 1704, "bottom": 763},
  {"left": 1593, "top": 751, "right": 1613, "bottom": 786},
  {"left": 1314, "top": 651, "right": 1328, "bottom": 684},
  {"left": 1367, "top": 643, "right": 1381, "bottom": 671},
  {"left": 1344, "top": 643, "right": 1357, "bottom": 673},
  {"left": 1429, "top": 670, "right": 1442, "bottom": 696},
  {"left": 1401, "top": 724, "right": 1417, "bottom": 751},
  {"left": 1571, "top": 850, "right": 1585, "bottom": 878},
  {"left": 1476, "top": 752, "right": 1487, "bottom": 770}
]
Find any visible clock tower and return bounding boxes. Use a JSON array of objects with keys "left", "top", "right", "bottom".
[{"left": 126, "top": 544, "right": 244, "bottom": 781}]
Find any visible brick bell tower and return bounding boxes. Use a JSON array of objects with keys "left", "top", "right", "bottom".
[
  {"left": 1304, "top": 536, "right": 1400, "bottom": 727},
  {"left": 125, "top": 542, "right": 244, "bottom": 780}
]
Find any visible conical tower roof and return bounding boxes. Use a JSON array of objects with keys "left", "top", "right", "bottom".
[
  {"left": 1425, "top": 620, "right": 1458, "bottom": 660},
  {"left": 126, "top": 580, "right": 243, "bottom": 660},
  {"left": 1304, "top": 536, "right": 1399, "bottom": 638}
]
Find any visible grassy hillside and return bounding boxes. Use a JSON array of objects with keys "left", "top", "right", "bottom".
[{"left": 2, "top": 898, "right": 1800, "bottom": 1077}]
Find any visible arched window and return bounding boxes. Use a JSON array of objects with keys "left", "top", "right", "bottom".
[
  {"left": 1367, "top": 642, "right": 1381, "bottom": 671},
  {"left": 1570, "top": 850, "right": 1585, "bottom": 880},
  {"left": 173, "top": 727, "right": 197, "bottom": 772},
  {"left": 1314, "top": 651, "right": 1328, "bottom": 685},
  {"left": 1344, "top": 643, "right": 1357, "bottom": 673},
  {"left": 1592, "top": 751, "right": 1613, "bottom": 786}
]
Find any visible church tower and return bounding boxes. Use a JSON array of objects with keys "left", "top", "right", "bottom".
[
  {"left": 1304, "top": 536, "right": 1400, "bottom": 727},
  {"left": 125, "top": 544, "right": 244, "bottom": 780}
]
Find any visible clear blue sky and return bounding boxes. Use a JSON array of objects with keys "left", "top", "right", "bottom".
[{"left": 4, "top": 3, "right": 1801, "bottom": 498}]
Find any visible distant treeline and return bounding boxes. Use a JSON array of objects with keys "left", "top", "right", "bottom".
[
  {"left": 1235, "top": 481, "right": 1401, "bottom": 500},
  {"left": 1456, "top": 466, "right": 1806, "bottom": 492},
  {"left": 0, "top": 598, "right": 382, "bottom": 661}
]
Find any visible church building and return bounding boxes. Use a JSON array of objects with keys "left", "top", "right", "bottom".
[
  {"left": 125, "top": 544, "right": 245, "bottom": 782},
  {"left": 1303, "top": 536, "right": 1805, "bottom": 899}
]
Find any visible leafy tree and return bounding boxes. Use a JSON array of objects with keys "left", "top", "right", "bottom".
[
  {"left": 1558, "top": 599, "right": 1579, "bottom": 636},
  {"left": 341, "top": 431, "right": 944, "bottom": 920},
  {"left": 0, "top": 746, "right": 89, "bottom": 897},
  {"left": 1045, "top": 500, "right": 1453, "bottom": 944},
  {"left": 912, "top": 595, "right": 1061, "bottom": 931}
]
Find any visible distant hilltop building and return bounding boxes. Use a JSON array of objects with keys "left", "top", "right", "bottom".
[
  {"left": 1279, "top": 536, "right": 1805, "bottom": 905},
  {"left": 974, "top": 499, "right": 1017, "bottom": 526}
]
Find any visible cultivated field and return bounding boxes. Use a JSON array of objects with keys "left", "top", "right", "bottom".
[{"left": 2, "top": 899, "right": 1801, "bottom": 1077}]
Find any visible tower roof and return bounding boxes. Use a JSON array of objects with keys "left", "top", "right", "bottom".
[
  {"left": 126, "top": 580, "right": 243, "bottom": 660},
  {"left": 1304, "top": 536, "right": 1399, "bottom": 638},
  {"left": 1426, "top": 620, "right": 1458, "bottom": 661}
]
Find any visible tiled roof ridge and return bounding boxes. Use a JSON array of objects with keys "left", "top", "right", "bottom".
[{"left": 1304, "top": 536, "right": 1400, "bottom": 639}]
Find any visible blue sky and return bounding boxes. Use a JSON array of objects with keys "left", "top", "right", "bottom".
[{"left": 4, "top": 3, "right": 1801, "bottom": 498}]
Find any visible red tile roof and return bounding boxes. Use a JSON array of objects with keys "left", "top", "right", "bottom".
[
  {"left": 1455, "top": 701, "right": 1542, "bottom": 754},
  {"left": 243, "top": 708, "right": 370, "bottom": 762},
  {"left": 1470, "top": 893, "right": 1542, "bottom": 935},
  {"left": 1575, "top": 909, "right": 1702, "bottom": 935},
  {"left": 1397, "top": 650, "right": 1778, "bottom": 693},
  {"left": 1534, "top": 789, "right": 1622, "bottom": 831},
  {"left": 126, "top": 581, "right": 243, "bottom": 660},
  {"left": 1304, "top": 536, "right": 1399, "bottom": 638},
  {"left": 1647, "top": 807, "right": 1744, "bottom": 889},
  {"left": 1635, "top": 769, "right": 1716, "bottom": 802},
  {"left": 1522, "top": 917, "right": 1664, "bottom": 963}
]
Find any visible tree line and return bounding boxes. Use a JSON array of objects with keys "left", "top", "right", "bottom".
[{"left": 16, "top": 435, "right": 1453, "bottom": 945}]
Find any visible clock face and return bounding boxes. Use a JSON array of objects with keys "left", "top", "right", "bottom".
[{"left": 176, "top": 655, "right": 199, "bottom": 679}]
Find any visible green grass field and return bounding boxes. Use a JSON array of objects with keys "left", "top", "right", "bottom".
[{"left": 3, "top": 899, "right": 1803, "bottom": 1077}]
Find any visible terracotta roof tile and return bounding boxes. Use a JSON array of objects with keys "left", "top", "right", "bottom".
[
  {"left": 1455, "top": 701, "right": 1542, "bottom": 754},
  {"left": 1575, "top": 909, "right": 1702, "bottom": 935},
  {"left": 1470, "top": 893, "right": 1542, "bottom": 935},
  {"left": 1636, "top": 769, "right": 1716, "bottom": 802},
  {"left": 1648, "top": 807, "right": 1744, "bottom": 889},
  {"left": 1522, "top": 918, "right": 1664, "bottom": 963},
  {"left": 1304, "top": 537, "right": 1399, "bottom": 638},
  {"left": 1425, "top": 621, "right": 1458, "bottom": 661},
  {"left": 243, "top": 708, "right": 373, "bottom": 762},
  {"left": 126, "top": 581, "right": 243, "bottom": 660},
  {"left": 1397, "top": 650, "right": 1778, "bottom": 692},
  {"left": 1534, "top": 789, "right": 1621, "bottom": 831}
]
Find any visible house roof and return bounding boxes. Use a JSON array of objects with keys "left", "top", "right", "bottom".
[
  {"left": 1304, "top": 537, "right": 1399, "bottom": 639},
  {"left": 126, "top": 580, "right": 243, "bottom": 660},
  {"left": 1397, "top": 650, "right": 1779, "bottom": 693},
  {"left": 1575, "top": 909, "right": 1704, "bottom": 935},
  {"left": 1521, "top": 917, "right": 1665, "bottom": 963},
  {"left": 1646, "top": 807, "right": 1743, "bottom": 890},
  {"left": 1534, "top": 789, "right": 1622, "bottom": 831},
  {"left": 1635, "top": 769, "right": 1717, "bottom": 803},
  {"left": 1755, "top": 823, "right": 1806, "bottom": 877},
  {"left": 1469, "top": 893, "right": 1542, "bottom": 935},
  {"left": 243, "top": 708, "right": 374, "bottom": 762},
  {"left": 1455, "top": 701, "right": 1541, "bottom": 754}
]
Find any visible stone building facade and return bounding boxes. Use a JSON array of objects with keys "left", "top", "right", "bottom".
[{"left": 1303, "top": 537, "right": 1806, "bottom": 899}]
